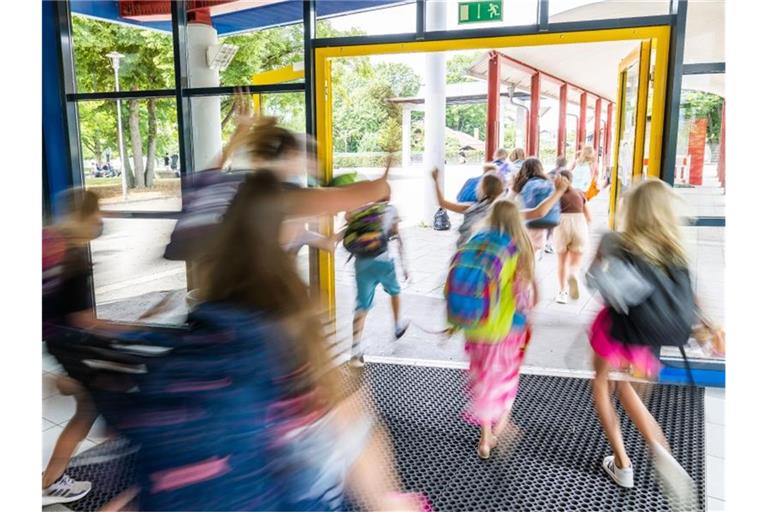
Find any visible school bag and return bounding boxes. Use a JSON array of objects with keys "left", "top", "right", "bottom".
[
  {"left": 588, "top": 232, "right": 696, "bottom": 349},
  {"left": 445, "top": 230, "right": 517, "bottom": 330},
  {"left": 456, "top": 199, "right": 492, "bottom": 247},
  {"left": 520, "top": 176, "right": 561, "bottom": 229},
  {"left": 433, "top": 208, "right": 451, "bottom": 231},
  {"left": 343, "top": 202, "right": 390, "bottom": 258}
]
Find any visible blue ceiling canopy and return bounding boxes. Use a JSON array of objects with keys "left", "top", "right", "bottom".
[{"left": 70, "top": 0, "right": 414, "bottom": 35}]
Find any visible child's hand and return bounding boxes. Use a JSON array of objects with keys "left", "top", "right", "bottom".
[
  {"left": 431, "top": 168, "right": 440, "bottom": 182},
  {"left": 554, "top": 175, "right": 569, "bottom": 192}
]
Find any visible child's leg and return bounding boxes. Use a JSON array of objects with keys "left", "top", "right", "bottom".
[
  {"left": 557, "top": 252, "right": 568, "bottom": 291},
  {"left": 592, "top": 352, "right": 632, "bottom": 469},
  {"left": 352, "top": 310, "right": 368, "bottom": 354},
  {"left": 615, "top": 381, "right": 670, "bottom": 451},
  {"left": 567, "top": 251, "right": 583, "bottom": 277},
  {"left": 478, "top": 423, "right": 495, "bottom": 457},
  {"left": 42, "top": 379, "right": 97, "bottom": 488},
  {"left": 389, "top": 294, "right": 400, "bottom": 326}
]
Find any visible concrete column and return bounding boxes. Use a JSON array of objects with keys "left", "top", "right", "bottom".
[
  {"left": 187, "top": 22, "right": 223, "bottom": 171},
  {"left": 515, "top": 105, "right": 527, "bottom": 149},
  {"left": 423, "top": 0, "right": 447, "bottom": 224},
  {"left": 401, "top": 107, "right": 411, "bottom": 168}
]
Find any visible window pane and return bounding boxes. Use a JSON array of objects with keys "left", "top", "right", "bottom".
[
  {"left": 673, "top": 74, "right": 725, "bottom": 218},
  {"left": 92, "top": 218, "right": 187, "bottom": 325},
  {"left": 318, "top": 2, "right": 417, "bottom": 37},
  {"left": 70, "top": 8, "right": 175, "bottom": 94},
  {"left": 684, "top": 0, "right": 724, "bottom": 64},
  {"left": 212, "top": 24, "right": 305, "bottom": 87},
  {"left": 550, "top": 0, "right": 668, "bottom": 23},
  {"left": 78, "top": 99, "right": 181, "bottom": 212},
  {"left": 190, "top": 92, "right": 306, "bottom": 172}
]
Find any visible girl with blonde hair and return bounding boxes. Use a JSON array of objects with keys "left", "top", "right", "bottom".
[
  {"left": 571, "top": 145, "right": 597, "bottom": 192},
  {"left": 587, "top": 179, "right": 722, "bottom": 503},
  {"left": 452, "top": 199, "right": 539, "bottom": 459}
]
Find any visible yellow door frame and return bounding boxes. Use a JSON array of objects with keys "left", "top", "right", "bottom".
[{"left": 314, "top": 26, "right": 671, "bottom": 315}]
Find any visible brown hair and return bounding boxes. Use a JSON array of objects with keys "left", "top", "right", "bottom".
[
  {"left": 479, "top": 172, "right": 504, "bottom": 201},
  {"left": 198, "top": 170, "right": 342, "bottom": 409},
  {"left": 60, "top": 188, "right": 100, "bottom": 222},
  {"left": 223, "top": 116, "right": 302, "bottom": 168},
  {"left": 510, "top": 148, "right": 526, "bottom": 161},
  {"left": 482, "top": 162, "right": 497, "bottom": 173},
  {"left": 512, "top": 157, "right": 547, "bottom": 194}
]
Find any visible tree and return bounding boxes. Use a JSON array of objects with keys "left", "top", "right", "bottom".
[
  {"left": 681, "top": 90, "right": 724, "bottom": 144},
  {"left": 444, "top": 53, "right": 487, "bottom": 141}
]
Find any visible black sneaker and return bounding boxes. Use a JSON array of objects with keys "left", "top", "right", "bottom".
[{"left": 395, "top": 321, "right": 410, "bottom": 340}]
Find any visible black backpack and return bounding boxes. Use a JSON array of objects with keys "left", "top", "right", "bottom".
[
  {"left": 607, "top": 247, "right": 696, "bottom": 350},
  {"left": 433, "top": 208, "right": 451, "bottom": 231}
]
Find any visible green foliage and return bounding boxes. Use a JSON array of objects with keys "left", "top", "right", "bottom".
[
  {"left": 681, "top": 90, "right": 724, "bottom": 144},
  {"left": 444, "top": 53, "right": 487, "bottom": 140},
  {"left": 446, "top": 53, "right": 481, "bottom": 84},
  {"left": 220, "top": 25, "right": 304, "bottom": 85}
]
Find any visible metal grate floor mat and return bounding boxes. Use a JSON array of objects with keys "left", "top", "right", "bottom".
[{"left": 58, "top": 363, "right": 706, "bottom": 511}]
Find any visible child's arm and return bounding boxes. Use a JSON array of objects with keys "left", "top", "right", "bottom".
[
  {"left": 531, "top": 280, "right": 540, "bottom": 307},
  {"left": 583, "top": 199, "right": 592, "bottom": 224},
  {"left": 431, "top": 168, "right": 470, "bottom": 213},
  {"left": 522, "top": 175, "right": 568, "bottom": 220}
]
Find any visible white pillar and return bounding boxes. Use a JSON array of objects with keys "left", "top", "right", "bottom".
[
  {"left": 515, "top": 105, "right": 526, "bottom": 149},
  {"left": 401, "top": 107, "right": 412, "bottom": 168},
  {"left": 423, "top": 0, "right": 447, "bottom": 224},
  {"left": 187, "top": 23, "right": 223, "bottom": 171}
]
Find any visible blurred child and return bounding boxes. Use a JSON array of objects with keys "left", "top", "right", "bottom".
[
  {"left": 492, "top": 148, "right": 512, "bottom": 183},
  {"left": 101, "top": 171, "right": 421, "bottom": 511},
  {"left": 456, "top": 162, "right": 498, "bottom": 203},
  {"left": 42, "top": 189, "right": 108, "bottom": 505},
  {"left": 544, "top": 155, "right": 570, "bottom": 254},
  {"left": 553, "top": 170, "right": 592, "bottom": 303},
  {"left": 345, "top": 195, "right": 410, "bottom": 366},
  {"left": 586, "top": 179, "right": 721, "bottom": 505},
  {"left": 431, "top": 168, "right": 505, "bottom": 247},
  {"left": 444, "top": 200, "right": 537, "bottom": 459},
  {"left": 512, "top": 158, "right": 562, "bottom": 256}
]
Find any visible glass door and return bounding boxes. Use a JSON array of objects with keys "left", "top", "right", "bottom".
[{"left": 609, "top": 41, "right": 652, "bottom": 227}]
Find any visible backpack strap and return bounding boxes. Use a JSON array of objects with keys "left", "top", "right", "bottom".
[{"left": 678, "top": 345, "right": 697, "bottom": 387}]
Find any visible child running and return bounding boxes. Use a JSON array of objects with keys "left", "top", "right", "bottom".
[
  {"left": 445, "top": 200, "right": 537, "bottom": 459},
  {"left": 512, "top": 158, "right": 562, "bottom": 256},
  {"left": 553, "top": 170, "right": 592, "bottom": 303},
  {"left": 587, "top": 179, "right": 720, "bottom": 505},
  {"left": 346, "top": 195, "right": 409, "bottom": 367},
  {"left": 431, "top": 167, "right": 505, "bottom": 247}
]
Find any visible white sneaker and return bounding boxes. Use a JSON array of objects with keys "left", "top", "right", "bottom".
[
  {"left": 42, "top": 473, "right": 92, "bottom": 505},
  {"left": 602, "top": 455, "right": 634, "bottom": 488},
  {"left": 544, "top": 243, "right": 554, "bottom": 254},
  {"left": 651, "top": 442, "right": 696, "bottom": 508},
  {"left": 556, "top": 291, "right": 568, "bottom": 304}
]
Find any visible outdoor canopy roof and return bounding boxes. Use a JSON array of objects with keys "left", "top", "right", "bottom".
[{"left": 70, "top": 0, "right": 412, "bottom": 35}]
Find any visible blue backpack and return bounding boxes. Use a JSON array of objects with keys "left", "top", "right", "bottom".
[
  {"left": 521, "top": 176, "right": 560, "bottom": 229},
  {"left": 445, "top": 231, "right": 517, "bottom": 330}
]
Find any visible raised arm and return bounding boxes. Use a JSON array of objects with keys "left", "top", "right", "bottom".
[
  {"left": 431, "top": 168, "right": 470, "bottom": 213},
  {"left": 286, "top": 160, "right": 392, "bottom": 217},
  {"left": 522, "top": 175, "right": 568, "bottom": 220}
]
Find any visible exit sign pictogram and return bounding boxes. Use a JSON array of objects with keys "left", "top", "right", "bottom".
[{"left": 458, "top": 1, "right": 503, "bottom": 24}]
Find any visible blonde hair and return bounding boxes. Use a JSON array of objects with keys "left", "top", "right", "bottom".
[
  {"left": 222, "top": 116, "right": 301, "bottom": 168},
  {"left": 487, "top": 200, "right": 535, "bottom": 282},
  {"left": 482, "top": 162, "right": 497, "bottom": 173},
  {"left": 478, "top": 172, "right": 504, "bottom": 201},
  {"left": 620, "top": 179, "right": 688, "bottom": 268},
  {"left": 577, "top": 146, "right": 596, "bottom": 165},
  {"left": 511, "top": 148, "right": 526, "bottom": 161}
]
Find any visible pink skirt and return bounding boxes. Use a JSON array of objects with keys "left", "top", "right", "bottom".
[
  {"left": 464, "top": 328, "right": 530, "bottom": 425},
  {"left": 589, "top": 308, "right": 661, "bottom": 378}
]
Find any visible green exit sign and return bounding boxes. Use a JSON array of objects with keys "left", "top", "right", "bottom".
[{"left": 458, "top": 1, "right": 503, "bottom": 24}]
